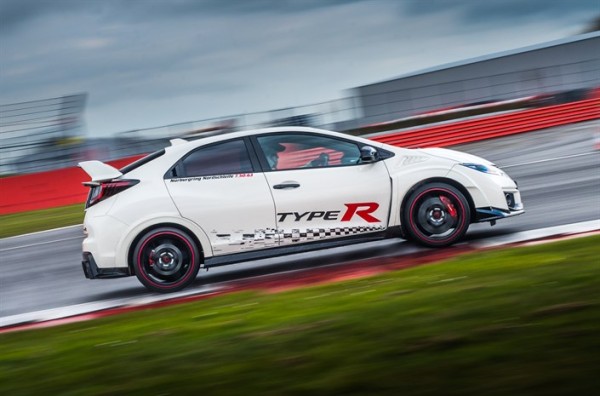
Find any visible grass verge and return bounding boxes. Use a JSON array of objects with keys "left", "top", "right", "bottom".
[
  {"left": 1, "top": 236, "right": 599, "bottom": 395},
  {"left": 0, "top": 204, "right": 84, "bottom": 238}
]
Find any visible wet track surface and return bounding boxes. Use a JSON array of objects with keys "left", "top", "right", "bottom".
[{"left": 1, "top": 121, "right": 599, "bottom": 318}]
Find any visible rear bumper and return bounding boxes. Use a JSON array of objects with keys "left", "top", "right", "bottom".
[{"left": 82, "top": 252, "right": 130, "bottom": 279}]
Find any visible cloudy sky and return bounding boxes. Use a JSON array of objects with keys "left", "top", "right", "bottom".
[{"left": 1, "top": 0, "right": 598, "bottom": 136}]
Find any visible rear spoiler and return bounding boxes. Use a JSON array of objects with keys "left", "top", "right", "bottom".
[{"left": 78, "top": 161, "right": 123, "bottom": 183}]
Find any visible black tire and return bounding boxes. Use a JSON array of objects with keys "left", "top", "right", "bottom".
[
  {"left": 402, "top": 183, "right": 471, "bottom": 247},
  {"left": 133, "top": 227, "right": 201, "bottom": 293}
]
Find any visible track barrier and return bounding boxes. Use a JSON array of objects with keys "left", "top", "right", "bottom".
[
  {"left": 0, "top": 155, "right": 144, "bottom": 215},
  {"left": 1, "top": 98, "right": 598, "bottom": 215},
  {"left": 372, "top": 98, "right": 599, "bottom": 148}
]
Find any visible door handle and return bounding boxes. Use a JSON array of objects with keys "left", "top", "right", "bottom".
[{"left": 273, "top": 182, "right": 300, "bottom": 189}]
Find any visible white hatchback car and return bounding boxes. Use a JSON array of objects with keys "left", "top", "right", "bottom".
[{"left": 80, "top": 127, "right": 523, "bottom": 292}]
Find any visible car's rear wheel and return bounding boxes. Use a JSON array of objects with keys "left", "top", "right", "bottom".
[
  {"left": 403, "top": 183, "right": 470, "bottom": 247},
  {"left": 133, "top": 227, "right": 201, "bottom": 293}
]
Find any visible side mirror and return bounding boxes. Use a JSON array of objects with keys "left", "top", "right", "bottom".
[{"left": 360, "top": 146, "right": 379, "bottom": 163}]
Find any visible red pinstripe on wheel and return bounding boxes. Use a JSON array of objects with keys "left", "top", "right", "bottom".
[
  {"left": 404, "top": 184, "right": 470, "bottom": 247},
  {"left": 134, "top": 228, "right": 201, "bottom": 292}
]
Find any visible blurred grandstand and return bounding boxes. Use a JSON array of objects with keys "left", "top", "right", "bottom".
[
  {"left": 0, "top": 93, "right": 186, "bottom": 175},
  {"left": 0, "top": 94, "right": 87, "bottom": 175}
]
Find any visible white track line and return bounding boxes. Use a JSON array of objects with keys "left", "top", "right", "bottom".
[
  {"left": 472, "top": 219, "right": 600, "bottom": 249},
  {"left": 0, "top": 236, "right": 83, "bottom": 253},
  {"left": 0, "top": 224, "right": 82, "bottom": 242},
  {"left": 501, "top": 152, "right": 598, "bottom": 168},
  {"left": 1, "top": 220, "right": 599, "bottom": 329},
  {"left": 0, "top": 285, "right": 223, "bottom": 328}
]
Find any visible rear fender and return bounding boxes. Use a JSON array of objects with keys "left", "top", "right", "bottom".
[{"left": 116, "top": 215, "right": 214, "bottom": 270}]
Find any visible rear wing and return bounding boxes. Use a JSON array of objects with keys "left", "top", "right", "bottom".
[{"left": 78, "top": 161, "right": 123, "bottom": 183}]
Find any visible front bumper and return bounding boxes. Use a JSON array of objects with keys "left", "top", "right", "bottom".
[
  {"left": 475, "top": 207, "right": 525, "bottom": 222},
  {"left": 82, "top": 252, "right": 130, "bottom": 279},
  {"left": 475, "top": 188, "right": 524, "bottom": 223}
]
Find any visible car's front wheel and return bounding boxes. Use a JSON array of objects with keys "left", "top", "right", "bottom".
[
  {"left": 133, "top": 227, "right": 201, "bottom": 293},
  {"left": 402, "top": 183, "right": 470, "bottom": 247}
]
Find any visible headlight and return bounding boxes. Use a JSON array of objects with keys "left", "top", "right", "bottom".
[{"left": 460, "top": 163, "right": 503, "bottom": 176}]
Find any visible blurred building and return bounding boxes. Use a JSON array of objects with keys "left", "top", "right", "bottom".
[{"left": 349, "top": 31, "right": 600, "bottom": 127}]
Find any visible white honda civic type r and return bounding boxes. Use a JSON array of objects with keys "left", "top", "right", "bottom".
[{"left": 79, "top": 127, "right": 523, "bottom": 292}]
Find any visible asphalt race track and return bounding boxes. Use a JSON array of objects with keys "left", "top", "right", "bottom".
[{"left": 1, "top": 120, "right": 599, "bottom": 319}]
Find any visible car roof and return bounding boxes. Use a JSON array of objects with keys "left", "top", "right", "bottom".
[
  {"left": 122, "top": 126, "right": 401, "bottom": 179},
  {"left": 163, "top": 126, "right": 373, "bottom": 156}
]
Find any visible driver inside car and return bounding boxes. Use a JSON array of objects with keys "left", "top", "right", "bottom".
[
  {"left": 304, "top": 152, "right": 329, "bottom": 168},
  {"left": 264, "top": 142, "right": 286, "bottom": 170}
]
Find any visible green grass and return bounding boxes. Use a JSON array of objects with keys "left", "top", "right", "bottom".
[
  {"left": 1, "top": 236, "right": 599, "bottom": 395},
  {"left": 0, "top": 203, "right": 84, "bottom": 238}
]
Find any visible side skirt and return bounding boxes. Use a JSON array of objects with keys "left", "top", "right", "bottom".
[{"left": 204, "top": 227, "right": 402, "bottom": 268}]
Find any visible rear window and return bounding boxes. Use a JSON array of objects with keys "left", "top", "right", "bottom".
[{"left": 120, "top": 149, "right": 165, "bottom": 175}]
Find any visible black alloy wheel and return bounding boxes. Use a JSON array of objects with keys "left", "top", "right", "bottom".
[
  {"left": 133, "top": 227, "right": 201, "bottom": 292},
  {"left": 403, "top": 183, "right": 471, "bottom": 247}
]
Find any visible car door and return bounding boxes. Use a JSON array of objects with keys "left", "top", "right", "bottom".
[
  {"left": 165, "top": 138, "right": 278, "bottom": 255},
  {"left": 254, "top": 132, "right": 392, "bottom": 246}
]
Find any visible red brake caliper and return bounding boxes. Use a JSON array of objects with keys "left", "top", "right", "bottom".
[
  {"left": 149, "top": 250, "right": 155, "bottom": 266},
  {"left": 439, "top": 196, "right": 457, "bottom": 218}
]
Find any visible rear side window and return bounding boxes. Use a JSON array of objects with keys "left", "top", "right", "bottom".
[{"left": 181, "top": 139, "right": 253, "bottom": 177}]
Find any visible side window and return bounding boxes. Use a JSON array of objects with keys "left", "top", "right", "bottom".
[
  {"left": 257, "top": 134, "right": 361, "bottom": 171},
  {"left": 181, "top": 140, "right": 253, "bottom": 177}
]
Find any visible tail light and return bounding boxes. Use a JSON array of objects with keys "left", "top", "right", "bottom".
[{"left": 84, "top": 179, "right": 139, "bottom": 208}]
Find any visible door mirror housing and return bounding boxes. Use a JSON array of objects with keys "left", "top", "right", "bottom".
[{"left": 360, "top": 146, "right": 379, "bottom": 163}]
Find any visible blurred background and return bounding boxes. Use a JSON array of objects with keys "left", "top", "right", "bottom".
[{"left": 1, "top": 0, "right": 598, "bottom": 176}]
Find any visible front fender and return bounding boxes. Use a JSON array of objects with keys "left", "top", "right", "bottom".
[{"left": 386, "top": 165, "right": 463, "bottom": 227}]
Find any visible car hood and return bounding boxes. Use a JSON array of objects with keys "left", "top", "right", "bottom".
[{"left": 416, "top": 147, "right": 495, "bottom": 166}]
